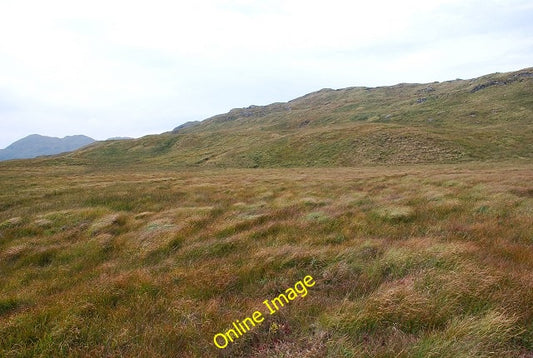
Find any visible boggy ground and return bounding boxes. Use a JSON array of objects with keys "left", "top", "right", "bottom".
[{"left": 0, "top": 163, "right": 532, "bottom": 357}]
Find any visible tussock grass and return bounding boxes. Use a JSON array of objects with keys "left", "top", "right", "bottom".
[{"left": 0, "top": 163, "right": 532, "bottom": 357}]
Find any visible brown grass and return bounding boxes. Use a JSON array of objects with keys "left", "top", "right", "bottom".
[{"left": 0, "top": 162, "right": 532, "bottom": 357}]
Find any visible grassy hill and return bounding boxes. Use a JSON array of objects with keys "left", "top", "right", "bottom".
[
  {"left": 0, "top": 68, "right": 532, "bottom": 357},
  {"left": 38, "top": 67, "right": 532, "bottom": 169}
]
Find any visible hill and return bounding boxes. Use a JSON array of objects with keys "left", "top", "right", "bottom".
[
  {"left": 39, "top": 67, "right": 533, "bottom": 169},
  {"left": 0, "top": 134, "right": 95, "bottom": 161}
]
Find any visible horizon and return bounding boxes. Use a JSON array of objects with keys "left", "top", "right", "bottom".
[{"left": 1, "top": 0, "right": 532, "bottom": 148}]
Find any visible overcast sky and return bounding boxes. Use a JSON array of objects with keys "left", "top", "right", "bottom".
[{"left": 0, "top": 0, "right": 532, "bottom": 148}]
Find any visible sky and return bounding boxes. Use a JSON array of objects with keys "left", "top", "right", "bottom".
[{"left": 0, "top": 0, "right": 532, "bottom": 148}]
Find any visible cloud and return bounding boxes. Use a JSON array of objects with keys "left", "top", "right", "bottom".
[{"left": 0, "top": 0, "right": 531, "bottom": 147}]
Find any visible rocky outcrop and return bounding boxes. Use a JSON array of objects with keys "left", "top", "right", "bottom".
[
  {"left": 471, "top": 71, "right": 533, "bottom": 93},
  {"left": 172, "top": 121, "right": 200, "bottom": 133}
]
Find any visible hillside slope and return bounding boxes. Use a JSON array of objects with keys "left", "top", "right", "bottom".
[{"left": 38, "top": 68, "right": 533, "bottom": 167}]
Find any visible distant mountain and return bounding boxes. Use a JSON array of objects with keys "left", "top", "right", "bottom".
[{"left": 0, "top": 134, "right": 95, "bottom": 161}]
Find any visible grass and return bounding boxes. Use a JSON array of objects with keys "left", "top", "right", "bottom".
[{"left": 0, "top": 162, "right": 532, "bottom": 357}]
